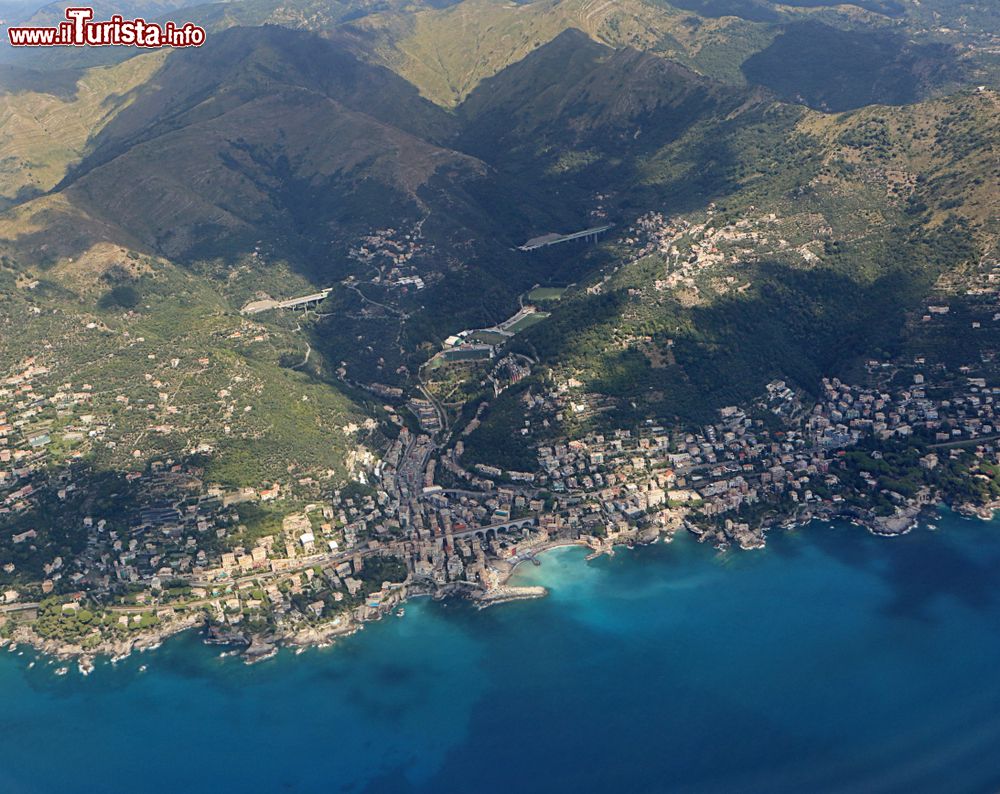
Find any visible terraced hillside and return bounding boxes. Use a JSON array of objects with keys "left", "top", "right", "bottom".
[{"left": 0, "top": 52, "right": 168, "bottom": 207}]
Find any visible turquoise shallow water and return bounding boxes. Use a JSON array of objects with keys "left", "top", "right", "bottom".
[{"left": 3, "top": 512, "right": 1000, "bottom": 793}]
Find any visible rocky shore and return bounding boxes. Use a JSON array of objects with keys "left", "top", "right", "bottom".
[
  {"left": 0, "top": 612, "right": 202, "bottom": 673},
  {"left": 694, "top": 486, "right": 947, "bottom": 550},
  {"left": 956, "top": 498, "right": 1000, "bottom": 521},
  {"left": 5, "top": 495, "right": 996, "bottom": 670},
  {"left": 285, "top": 616, "right": 361, "bottom": 651}
]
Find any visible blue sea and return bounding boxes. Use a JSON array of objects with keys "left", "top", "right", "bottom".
[{"left": 4, "top": 512, "right": 1000, "bottom": 794}]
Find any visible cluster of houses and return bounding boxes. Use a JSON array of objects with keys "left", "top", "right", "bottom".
[
  {"left": 809, "top": 370, "right": 998, "bottom": 448},
  {"left": 487, "top": 355, "right": 531, "bottom": 397},
  {"left": 348, "top": 226, "right": 432, "bottom": 293},
  {"left": 495, "top": 339, "right": 1000, "bottom": 549},
  {"left": 0, "top": 358, "right": 97, "bottom": 516},
  {"left": 615, "top": 206, "right": 830, "bottom": 299}
]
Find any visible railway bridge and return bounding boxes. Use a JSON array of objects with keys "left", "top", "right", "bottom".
[{"left": 444, "top": 515, "right": 539, "bottom": 545}]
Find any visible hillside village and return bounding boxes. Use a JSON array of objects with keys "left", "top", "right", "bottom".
[{"left": 619, "top": 206, "right": 832, "bottom": 301}]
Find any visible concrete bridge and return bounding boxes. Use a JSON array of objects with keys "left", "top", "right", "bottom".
[
  {"left": 241, "top": 288, "right": 333, "bottom": 315},
  {"left": 518, "top": 224, "right": 614, "bottom": 252}
]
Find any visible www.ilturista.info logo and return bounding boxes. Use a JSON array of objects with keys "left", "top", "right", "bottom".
[{"left": 7, "top": 7, "right": 206, "bottom": 47}]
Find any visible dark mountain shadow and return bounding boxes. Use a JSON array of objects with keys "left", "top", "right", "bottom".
[
  {"left": 62, "top": 25, "right": 459, "bottom": 189},
  {"left": 6, "top": 20, "right": 966, "bottom": 404},
  {"left": 12, "top": 28, "right": 751, "bottom": 312},
  {"left": 742, "top": 21, "right": 963, "bottom": 112},
  {"left": 0, "top": 27, "right": 488, "bottom": 276},
  {"left": 456, "top": 29, "right": 753, "bottom": 213},
  {"left": 0, "top": 65, "right": 83, "bottom": 100}
]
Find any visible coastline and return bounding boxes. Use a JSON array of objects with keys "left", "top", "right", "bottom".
[
  {"left": 4, "top": 500, "right": 998, "bottom": 670},
  {"left": 0, "top": 612, "right": 203, "bottom": 675},
  {"left": 706, "top": 487, "right": 947, "bottom": 551},
  {"left": 0, "top": 538, "right": 612, "bottom": 667},
  {"left": 6, "top": 505, "right": 1000, "bottom": 794}
]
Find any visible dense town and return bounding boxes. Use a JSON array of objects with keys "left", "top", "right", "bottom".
[
  {"left": 4, "top": 327, "right": 999, "bottom": 670},
  {"left": 2, "top": 212, "right": 999, "bottom": 670}
]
